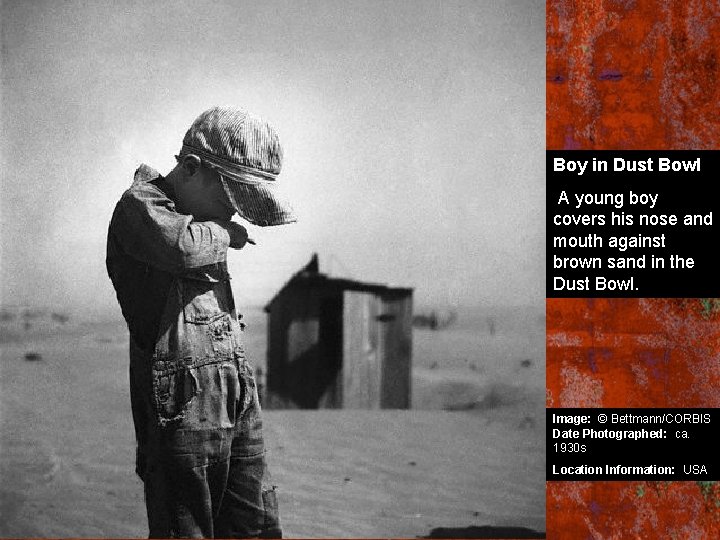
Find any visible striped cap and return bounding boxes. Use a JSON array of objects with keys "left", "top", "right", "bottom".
[{"left": 178, "top": 107, "right": 296, "bottom": 226}]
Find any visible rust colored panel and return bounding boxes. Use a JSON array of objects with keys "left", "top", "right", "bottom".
[
  {"left": 547, "top": 299, "right": 720, "bottom": 538},
  {"left": 547, "top": 299, "right": 720, "bottom": 409},
  {"left": 547, "top": 481, "right": 720, "bottom": 538},
  {"left": 547, "top": 0, "right": 720, "bottom": 535},
  {"left": 547, "top": 0, "right": 720, "bottom": 150}
]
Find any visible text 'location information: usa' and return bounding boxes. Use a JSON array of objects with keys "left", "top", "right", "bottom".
[{"left": 547, "top": 408, "right": 719, "bottom": 480}]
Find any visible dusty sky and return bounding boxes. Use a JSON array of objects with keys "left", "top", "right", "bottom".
[{"left": 1, "top": 0, "right": 544, "bottom": 321}]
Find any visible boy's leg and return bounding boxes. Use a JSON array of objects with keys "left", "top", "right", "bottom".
[
  {"left": 215, "top": 374, "right": 282, "bottom": 538},
  {"left": 139, "top": 354, "right": 240, "bottom": 538},
  {"left": 144, "top": 445, "right": 230, "bottom": 538}
]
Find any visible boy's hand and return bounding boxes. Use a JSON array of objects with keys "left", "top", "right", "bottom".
[{"left": 226, "top": 222, "right": 255, "bottom": 248}]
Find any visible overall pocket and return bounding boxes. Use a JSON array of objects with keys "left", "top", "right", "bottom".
[
  {"left": 151, "top": 354, "right": 245, "bottom": 429},
  {"left": 180, "top": 278, "right": 239, "bottom": 360},
  {"left": 151, "top": 276, "right": 246, "bottom": 428},
  {"left": 151, "top": 356, "right": 198, "bottom": 427},
  {"left": 181, "top": 278, "right": 233, "bottom": 324}
]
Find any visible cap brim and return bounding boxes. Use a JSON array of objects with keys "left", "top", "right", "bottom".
[{"left": 220, "top": 174, "right": 297, "bottom": 227}]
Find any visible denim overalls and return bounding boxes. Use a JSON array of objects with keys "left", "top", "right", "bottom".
[{"left": 108, "top": 165, "right": 281, "bottom": 538}]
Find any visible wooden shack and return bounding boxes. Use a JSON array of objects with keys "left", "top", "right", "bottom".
[{"left": 264, "top": 255, "right": 413, "bottom": 409}]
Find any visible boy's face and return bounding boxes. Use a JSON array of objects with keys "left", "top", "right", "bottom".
[{"left": 175, "top": 165, "right": 235, "bottom": 222}]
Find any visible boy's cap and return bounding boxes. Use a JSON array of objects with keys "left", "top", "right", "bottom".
[{"left": 178, "top": 106, "right": 296, "bottom": 227}]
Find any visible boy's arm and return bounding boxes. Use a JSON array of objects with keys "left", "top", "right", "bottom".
[{"left": 112, "top": 187, "right": 248, "bottom": 273}]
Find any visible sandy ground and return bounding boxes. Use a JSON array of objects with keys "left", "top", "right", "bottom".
[{"left": 0, "top": 309, "right": 545, "bottom": 538}]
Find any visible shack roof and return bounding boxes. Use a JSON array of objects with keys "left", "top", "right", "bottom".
[{"left": 264, "top": 255, "right": 412, "bottom": 312}]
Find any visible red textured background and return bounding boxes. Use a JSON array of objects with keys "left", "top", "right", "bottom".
[
  {"left": 547, "top": 0, "right": 720, "bottom": 150},
  {"left": 547, "top": 299, "right": 720, "bottom": 538},
  {"left": 546, "top": 1, "right": 720, "bottom": 537},
  {"left": 547, "top": 299, "right": 720, "bottom": 409}
]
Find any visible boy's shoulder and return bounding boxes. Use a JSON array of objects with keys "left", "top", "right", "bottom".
[
  {"left": 132, "top": 164, "right": 161, "bottom": 185},
  {"left": 118, "top": 165, "right": 171, "bottom": 207}
]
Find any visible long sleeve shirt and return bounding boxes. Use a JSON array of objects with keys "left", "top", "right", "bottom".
[{"left": 106, "top": 164, "right": 235, "bottom": 351}]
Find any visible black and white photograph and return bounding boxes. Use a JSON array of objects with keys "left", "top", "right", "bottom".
[{"left": 1, "top": 1, "right": 545, "bottom": 537}]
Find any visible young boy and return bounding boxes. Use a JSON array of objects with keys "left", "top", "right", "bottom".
[{"left": 106, "top": 107, "right": 294, "bottom": 538}]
